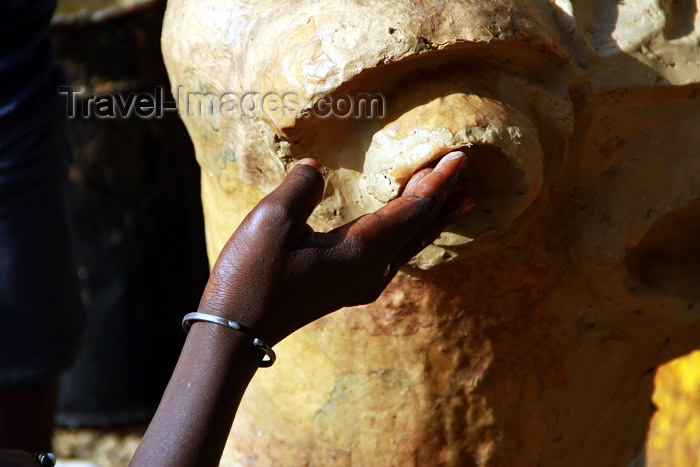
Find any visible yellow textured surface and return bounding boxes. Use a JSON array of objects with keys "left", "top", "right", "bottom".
[
  {"left": 647, "top": 350, "right": 700, "bottom": 467},
  {"left": 383, "top": 92, "right": 507, "bottom": 184},
  {"left": 252, "top": 331, "right": 339, "bottom": 432},
  {"left": 162, "top": 0, "right": 700, "bottom": 463}
]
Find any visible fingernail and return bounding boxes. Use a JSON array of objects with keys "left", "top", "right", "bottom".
[
  {"left": 442, "top": 150, "right": 467, "bottom": 164},
  {"left": 460, "top": 196, "right": 475, "bottom": 214},
  {"left": 296, "top": 158, "right": 323, "bottom": 172},
  {"left": 447, "top": 195, "right": 474, "bottom": 222}
]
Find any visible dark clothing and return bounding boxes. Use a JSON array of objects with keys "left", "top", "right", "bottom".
[
  {"left": 0, "top": 174, "right": 82, "bottom": 387},
  {"left": 0, "top": 0, "right": 71, "bottom": 185},
  {"left": 0, "top": 0, "right": 82, "bottom": 387}
]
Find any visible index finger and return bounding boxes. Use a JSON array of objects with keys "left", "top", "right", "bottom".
[
  {"left": 401, "top": 150, "right": 467, "bottom": 198},
  {"left": 334, "top": 151, "right": 467, "bottom": 255}
]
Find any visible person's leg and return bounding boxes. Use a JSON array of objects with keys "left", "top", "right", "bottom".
[
  {"left": 0, "top": 379, "right": 58, "bottom": 451},
  {"left": 0, "top": 0, "right": 81, "bottom": 453},
  {"left": 0, "top": 173, "right": 82, "bottom": 452}
]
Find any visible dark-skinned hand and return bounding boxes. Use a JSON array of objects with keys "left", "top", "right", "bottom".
[
  {"left": 198, "top": 150, "right": 473, "bottom": 346},
  {"left": 131, "top": 150, "right": 473, "bottom": 467}
]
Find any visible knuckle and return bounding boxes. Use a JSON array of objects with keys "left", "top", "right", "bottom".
[
  {"left": 404, "top": 192, "right": 440, "bottom": 209},
  {"left": 403, "top": 193, "right": 440, "bottom": 225},
  {"left": 255, "top": 199, "right": 291, "bottom": 224},
  {"left": 343, "top": 233, "right": 369, "bottom": 258}
]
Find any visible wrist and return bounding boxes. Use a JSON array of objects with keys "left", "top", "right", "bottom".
[
  {"left": 183, "top": 312, "right": 276, "bottom": 367},
  {"left": 183, "top": 315, "right": 265, "bottom": 370},
  {"left": 198, "top": 279, "right": 264, "bottom": 321},
  {"left": 197, "top": 278, "right": 294, "bottom": 344}
]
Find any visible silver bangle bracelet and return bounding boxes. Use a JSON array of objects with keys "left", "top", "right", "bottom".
[{"left": 182, "top": 312, "right": 276, "bottom": 367}]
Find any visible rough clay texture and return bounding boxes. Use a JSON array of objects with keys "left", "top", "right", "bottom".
[{"left": 162, "top": 1, "right": 700, "bottom": 465}]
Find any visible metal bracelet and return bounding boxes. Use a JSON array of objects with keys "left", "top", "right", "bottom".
[{"left": 182, "top": 312, "right": 276, "bottom": 367}]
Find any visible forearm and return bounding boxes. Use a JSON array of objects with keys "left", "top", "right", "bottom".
[
  {"left": 129, "top": 154, "right": 470, "bottom": 465},
  {"left": 130, "top": 315, "right": 261, "bottom": 467}
]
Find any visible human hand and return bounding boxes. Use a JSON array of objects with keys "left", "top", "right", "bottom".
[
  {"left": 198, "top": 151, "right": 473, "bottom": 345},
  {"left": 132, "top": 151, "right": 473, "bottom": 466}
]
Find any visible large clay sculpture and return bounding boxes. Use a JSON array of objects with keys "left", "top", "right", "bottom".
[{"left": 162, "top": 0, "right": 700, "bottom": 465}]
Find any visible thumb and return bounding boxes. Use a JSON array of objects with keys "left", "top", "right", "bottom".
[{"left": 258, "top": 158, "right": 325, "bottom": 236}]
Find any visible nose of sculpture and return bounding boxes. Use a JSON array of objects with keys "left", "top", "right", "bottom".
[
  {"left": 161, "top": 0, "right": 570, "bottom": 268},
  {"left": 290, "top": 66, "right": 547, "bottom": 268}
]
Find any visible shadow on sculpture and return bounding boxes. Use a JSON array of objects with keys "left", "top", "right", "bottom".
[{"left": 161, "top": 0, "right": 700, "bottom": 465}]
